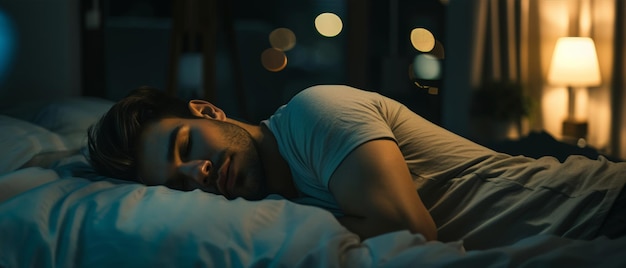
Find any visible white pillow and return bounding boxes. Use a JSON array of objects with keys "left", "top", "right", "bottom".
[
  {"left": 0, "top": 176, "right": 358, "bottom": 267},
  {"left": 32, "top": 97, "right": 113, "bottom": 149},
  {"left": 0, "top": 115, "right": 68, "bottom": 174}
]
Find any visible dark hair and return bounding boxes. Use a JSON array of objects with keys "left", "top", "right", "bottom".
[{"left": 86, "top": 86, "right": 194, "bottom": 181}]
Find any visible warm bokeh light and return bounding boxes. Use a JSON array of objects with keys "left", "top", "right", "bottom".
[
  {"left": 410, "top": 28, "right": 435, "bottom": 52},
  {"left": 412, "top": 54, "right": 441, "bottom": 80},
  {"left": 577, "top": 138, "right": 587, "bottom": 148},
  {"left": 315, "top": 13, "right": 343, "bottom": 37},
  {"left": 261, "top": 48, "right": 287, "bottom": 72},
  {"left": 269, "top": 28, "right": 296, "bottom": 51},
  {"left": 428, "top": 87, "right": 439, "bottom": 95}
]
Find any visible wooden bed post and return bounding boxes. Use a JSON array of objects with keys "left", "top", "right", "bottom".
[
  {"left": 167, "top": 0, "right": 217, "bottom": 101},
  {"left": 167, "top": 0, "right": 248, "bottom": 119}
]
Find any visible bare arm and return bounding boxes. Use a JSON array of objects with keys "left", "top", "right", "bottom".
[{"left": 328, "top": 139, "right": 437, "bottom": 241}]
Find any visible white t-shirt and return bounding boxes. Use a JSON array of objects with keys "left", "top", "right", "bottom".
[
  {"left": 263, "top": 85, "right": 625, "bottom": 249},
  {"left": 263, "top": 85, "right": 497, "bottom": 212}
]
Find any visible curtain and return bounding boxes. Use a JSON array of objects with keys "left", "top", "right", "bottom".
[
  {"left": 444, "top": 0, "right": 624, "bottom": 159},
  {"left": 465, "top": 0, "right": 540, "bottom": 142},
  {"left": 612, "top": 0, "right": 625, "bottom": 159}
]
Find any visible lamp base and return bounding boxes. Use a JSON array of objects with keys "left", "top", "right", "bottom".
[{"left": 562, "top": 119, "right": 588, "bottom": 144}]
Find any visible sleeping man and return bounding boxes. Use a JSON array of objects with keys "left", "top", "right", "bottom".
[{"left": 87, "top": 84, "right": 625, "bottom": 249}]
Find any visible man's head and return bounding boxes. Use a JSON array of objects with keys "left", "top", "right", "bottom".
[{"left": 87, "top": 87, "right": 268, "bottom": 200}]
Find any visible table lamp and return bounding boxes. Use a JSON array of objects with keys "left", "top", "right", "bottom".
[{"left": 547, "top": 37, "right": 602, "bottom": 144}]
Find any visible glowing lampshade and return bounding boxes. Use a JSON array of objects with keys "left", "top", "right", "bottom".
[
  {"left": 547, "top": 37, "right": 602, "bottom": 142},
  {"left": 547, "top": 37, "right": 601, "bottom": 87}
]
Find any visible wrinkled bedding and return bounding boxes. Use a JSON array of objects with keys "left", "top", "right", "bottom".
[
  {"left": 1, "top": 162, "right": 626, "bottom": 267},
  {"left": 1, "top": 97, "right": 626, "bottom": 267}
]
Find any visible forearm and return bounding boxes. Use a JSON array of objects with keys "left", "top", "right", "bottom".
[{"left": 328, "top": 139, "right": 438, "bottom": 241}]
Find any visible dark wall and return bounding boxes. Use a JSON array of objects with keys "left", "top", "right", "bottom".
[
  {"left": 0, "top": 0, "right": 81, "bottom": 106},
  {"left": 0, "top": 0, "right": 447, "bottom": 125},
  {"left": 96, "top": 0, "right": 447, "bottom": 123}
]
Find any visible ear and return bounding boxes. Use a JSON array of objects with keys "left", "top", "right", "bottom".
[{"left": 188, "top": 100, "right": 226, "bottom": 121}]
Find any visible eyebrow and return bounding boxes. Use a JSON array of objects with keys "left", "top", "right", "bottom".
[{"left": 167, "top": 125, "right": 183, "bottom": 162}]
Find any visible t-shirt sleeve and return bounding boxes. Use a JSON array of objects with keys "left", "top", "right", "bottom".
[{"left": 265, "top": 85, "right": 396, "bottom": 190}]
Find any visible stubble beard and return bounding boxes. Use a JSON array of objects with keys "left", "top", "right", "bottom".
[{"left": 219, "top": 121, "right": 268, "bottom": 200}]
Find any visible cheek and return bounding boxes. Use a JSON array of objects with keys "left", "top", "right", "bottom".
[
  {"left": 192, "top": 136, "right": 219, "bottom": 159},
  {"left": 193, "top": 127, "right": 231, "bottom": 152}
]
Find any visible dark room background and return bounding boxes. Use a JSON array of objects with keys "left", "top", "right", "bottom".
[
  {"left": 5, "top": 0, "right": 622, "bottom": 159},
  {"left": 86, "top": 0, "right": 447, "bottom": 124}
]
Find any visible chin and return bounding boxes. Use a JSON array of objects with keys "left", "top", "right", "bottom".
[{"left": 235, "top": 168, "right": 268, "bottom": 200}]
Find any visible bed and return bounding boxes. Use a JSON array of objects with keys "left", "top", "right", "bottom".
[{"left": 1, "top": 96, "right": 626, "bottom": 267}]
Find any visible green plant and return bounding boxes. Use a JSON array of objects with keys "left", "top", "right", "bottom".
[{"left": 470, "top": 80, "right": 531, "bottom": 121}]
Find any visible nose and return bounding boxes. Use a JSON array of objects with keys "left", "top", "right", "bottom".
[{"left": 178, "top": 160, "right": 211, "bottom": 185}]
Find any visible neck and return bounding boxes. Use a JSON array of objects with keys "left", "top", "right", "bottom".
[{"left": 228, "top": 119, "right": 298, "bottom": 199}]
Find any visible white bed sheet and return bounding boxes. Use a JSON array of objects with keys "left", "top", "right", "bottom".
[
  {"left": 1, "top": 164, "right": 626, "bottom": 267},
  {"left": 0, "top": 165, "right": 359, "bottom": 267},
  {"left": 2, "top": 96, "right": 626, "bottom": 267},
  {"left": 0, "top": 96, "right": 114, "bottom": 174}
]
